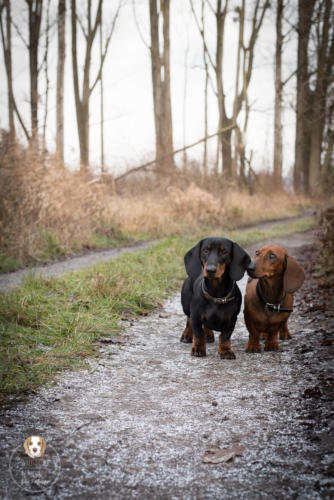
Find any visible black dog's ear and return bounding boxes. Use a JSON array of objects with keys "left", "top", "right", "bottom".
[
  {"left": 184, "top": 240, "right": 204, "bottom": 278},
  {"left": 230, "top": 242, "right": 251, "bottom": 281}
]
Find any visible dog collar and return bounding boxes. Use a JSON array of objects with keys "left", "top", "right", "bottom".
[
  {"left": 201, "top": 279, "right": 235, "bottom": 304},
  {"left": 256, "top": 282, "right": 293, "bottom": 313}
]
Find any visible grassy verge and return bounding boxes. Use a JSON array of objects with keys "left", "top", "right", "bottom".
[{"left": 0, "top": 216, "right": 315, "bottom": 403}]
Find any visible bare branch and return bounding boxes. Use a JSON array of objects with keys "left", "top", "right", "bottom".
[
  {"left": 12, "top": 19, "right": 29, "bottom": 48},
  {"left": 115, "top": 123, "right": 237, "bottom": 181},
  {"left": 76, "top": 12, "right": 88, "bottom": 40},
  {"left": 89, "top": 0, "right": 122, "bottom": 95},
  {"left": 189, "top": 0, "right": 216, "bottom": 71},
  {"left": 132, "top": 0, "right": 149, "bottom": 49}
]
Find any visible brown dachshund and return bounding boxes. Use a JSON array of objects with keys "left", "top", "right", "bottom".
[{"left": 244, "top": 244, "right": 305, "bottom": 352}]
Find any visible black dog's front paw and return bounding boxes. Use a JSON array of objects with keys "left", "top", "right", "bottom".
[
  {"left": 180, "top": 332, "right": 193, "bottom": 343},
  {"left": 191, "top": 345, "right": 206, "bottom": 357}
]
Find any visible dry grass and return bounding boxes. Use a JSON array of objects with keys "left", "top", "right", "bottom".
[
  {"left": 0, "top": 138, "right": 313, "bottom": 266},
  {"left": 109, "top": 182, "right": 311, "bottom": 237}
]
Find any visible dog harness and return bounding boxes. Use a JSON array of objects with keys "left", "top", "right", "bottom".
[
  {"left": 201, "top": 279, "right": 235, "bottom": 304},
  {"left": 256, "top": 282, "right": 293, "bottom": 313}
]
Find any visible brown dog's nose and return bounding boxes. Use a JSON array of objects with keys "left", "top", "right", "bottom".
[{"left": 33, "top": 447, "right": 37, "bottom": 452}]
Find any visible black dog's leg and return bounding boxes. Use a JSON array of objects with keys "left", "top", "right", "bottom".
[
  {"left": 204, "top": 326, "right": 215, "bottom": 343},
  {"left": 180, "top": 317, "right": 193, "bottom": 343},
  {"left": 191, "top": 315, "right": 206, "bottom": 357},
  {"left": 218, "top": 318, "right": 237, "bottom": 359}
]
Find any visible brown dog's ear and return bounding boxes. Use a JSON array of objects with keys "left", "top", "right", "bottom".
[
  {"left": 24, "top": 437, "right": 31, "bottom": 456},
  {"left": 230, "top": 243, "right": 252, "bottom": 281},
  {"left": 40, "top": 437, "right": 47, "bottom": 456},
  {"left": 184, "top": 240, "right": 204, "bottom": 278},
  {"left": 284, "top": 255, "right": 305, "bottom": 293}
]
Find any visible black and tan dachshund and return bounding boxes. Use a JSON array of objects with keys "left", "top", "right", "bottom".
[{"left": 180, "top": 237, "right": 252, "bottom": 359}]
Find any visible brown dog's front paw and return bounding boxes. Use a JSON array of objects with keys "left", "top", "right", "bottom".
[
  {"left": 191, "top": 346, "right": 206, "bottom": 357},
  {"left": 264, "top": 343, "right": 280, "bottom": 352},
  {"left": 220, "top": 350, "right": 236, "bottom": 360},
  {"left": 180, "top": 332, "right": 193, "bottom": 343},
  {"left": 245, "top": 343, "right": 261, "bottom": 353},
  {"left": 279, "top": 330, "right": 292, "bottom": 340}
]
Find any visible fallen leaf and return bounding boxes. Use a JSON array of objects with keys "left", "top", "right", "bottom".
[
  {"left": 302, "top": 386, "right": 322, "bottom": 398},
  {"left": 202, "top": 445, "right": 244, "bottom": 464}
]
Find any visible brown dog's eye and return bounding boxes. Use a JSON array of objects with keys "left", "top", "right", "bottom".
[
  {"left": 255, "top": 250, "right": 259, "bottom": 256},
  {"left": 269, "top": 253, "right": 276, "bottom": 260}
]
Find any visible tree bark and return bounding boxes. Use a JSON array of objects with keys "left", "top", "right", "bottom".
[
  {"left": 0, "top": 0, "right": 15, "bottom": 142},
  {"left": 26, "top": 0, "right": 43, "bottom": 142},
  {"left": 215, "top": 0, "right": 269, "bottom": 179},
  {"left": 56, "top": 0, "right": 66, "bottom": 163},
  {"left": 273, "top": 0, "right": 283, "bottom": 186},
  {"left": 308, "top": 0, "right": 332, "bottom": 193},
  {"left": 294, "top": 0, "right": 316, "bottom": 193},
  {"left": 149, "top": 0, "right": 174, "bottom": 175},
  {"left": 72, "top": 0, "right": 117, "bottom": 170}
]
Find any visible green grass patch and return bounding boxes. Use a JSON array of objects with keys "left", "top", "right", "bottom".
[
  {"left": 0, "top": 215, "right": 315, "bottom": 403},
  {"left": 0, "top": 254, "right": 22, "bottom": 273}
]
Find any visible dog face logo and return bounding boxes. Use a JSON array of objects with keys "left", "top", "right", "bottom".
[{"left": 23, "top": 436, "right": 47, "bottom": 458}]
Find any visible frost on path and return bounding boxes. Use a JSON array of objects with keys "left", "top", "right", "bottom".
[{"left": 0, "top": 231, "right": 332, "bottom": 499}]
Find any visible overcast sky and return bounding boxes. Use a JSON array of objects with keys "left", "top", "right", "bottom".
[{"left": 0, "top": 0, "right": 298, "bottom": 177}]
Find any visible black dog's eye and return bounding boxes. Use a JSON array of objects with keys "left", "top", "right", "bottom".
[{"left": 203, "top": 248, "right": 209, "bottom": 255}]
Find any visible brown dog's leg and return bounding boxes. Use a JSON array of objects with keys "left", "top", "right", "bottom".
[
  {"left": 180, "top": 318, "right": 193, "bottom": 343},
  {"left": 279, "top": 321, "right": 292, "bottom": 340},
  {"left": 264, "top": 331, "right": 280, "bottom": 351},
  {"left": 204, "top": 326, "right": 215, "bottom": 343},
  {"left": 218, "top": 337, "right": 236, "bottom": 359},
  {"left": 245, "top": 319, "right": 261, "bottom": 353}
]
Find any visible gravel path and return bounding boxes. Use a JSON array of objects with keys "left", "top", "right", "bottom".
[
  {"left": 0, "top": 229, "right": 333, "bottom": 499},
  {"left": 0, "top": 213, "right": 313, "bottom": 292},
  {"left": 0, "top": 241, "right": 156, "bottom": 292}
]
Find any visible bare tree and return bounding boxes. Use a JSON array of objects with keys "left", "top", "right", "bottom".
[
  {"left": 0, "top": 0, "right": 15, "bottom": 142},
  {"left": 273, "top": 0, "right": 283, "bottom": 185},
  {"left": 26, "top": 0, "right": 43, "bottom": 142},
  {"left": 71, "top": 0, "right": 122, "bottom": 169},
  {"left": 308, "top": 0, "right": 334, "bottom": 192},
  {"left": 215, "top": 0, "right": 269, "bottom": 178},
  {"left": 294, "top": 0, "right": 334, "bottom": 194},
  {"left": 189, "top": 0, "right": 211, "bottom": 177},
  {"left": 42, "top": 0, "right": 51, "bottom": 150},
  {"left": 56, "top": 0, "right": 66, "bottom": 162},
  {"left": 149, "top": 0, "right": 174, "bottom": 175}
]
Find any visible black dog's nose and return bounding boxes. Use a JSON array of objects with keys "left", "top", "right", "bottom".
[
  {"left": 247, "top": 261, "right": 256, "bottom": 274},
  {"left": 206, "top": 265, "right": 217, "bottom": 274}
]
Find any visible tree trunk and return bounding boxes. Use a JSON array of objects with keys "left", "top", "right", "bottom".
[
  {"left": 308, "top": 0, "right": 332, "bottom": 194},
  {"left": 149, "top": 0, "right": 174, "bottom": 175},
  {"left": 294, "top": 0, "right": 316, "bottom": 193},
  {"left": 71, "top": 0, "right": 111, "bottom": 170},
  {"left": 0, "top": 0, "right": 15, "bottom": 141},
  {"left": 27, "top": 0, "right": 43, "bottom": 142},
  {"left": 215, "top": 0, "right": 268, "bottom": 179},
  {"left": 56, "top": 0, "right": 66, "bottom": 162},
  {"left": 273, "top": 0, "right": 283, "bottom": 186}
]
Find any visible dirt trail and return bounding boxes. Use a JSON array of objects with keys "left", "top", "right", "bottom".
[
  {"left": 0, "top": 229, "right": 333, "bottom": 499},
  {"left": 0, "top": 213, "right": 312, "bottom": 292}
]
